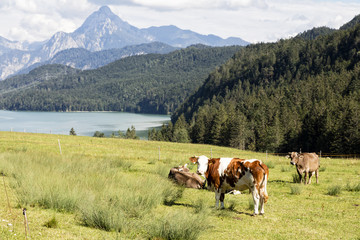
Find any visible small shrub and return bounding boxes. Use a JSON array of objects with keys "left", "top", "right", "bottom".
[
  {"left": 327, "top": 185, "right": 342, "bottom": 196},
  {"left": 93, "top": 131, "right": 105, "bottom": 137},
  {"left": 43, "top": 216, "right": 58, "bottom": 228},
  {"left": 290, "top": 185, "right": 302, "bottom": 195},
  {"left": 292, "top": 173, "right": 301, "bottom": 183}
]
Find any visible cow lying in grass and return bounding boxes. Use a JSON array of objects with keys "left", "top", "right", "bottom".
[
  {"left": 288, "top": 152, "right": 320, "bottom": 184},
  {"left": 190, "top": 156, "right": 269, "bottom": 216},
  {"left": 168, "top": 164, "right": 205, "bottom": 189}
]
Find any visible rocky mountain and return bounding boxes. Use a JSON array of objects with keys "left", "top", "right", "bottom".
[{"left": 0, "top": 6, "right": 249, "bottom": 80}]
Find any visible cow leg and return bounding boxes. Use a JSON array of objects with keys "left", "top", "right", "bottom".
[
  {"left": 215, "top": 190, "right": 221, "bottom": 208},
  {"left": 251, "top": 187, "right": 260, "bottom": 215},
  {"left": 220, "top": 192, "right": 225, "bottom": 209},
  {"left": 259, "top": 192, "right": 265, "bottom": 215},
  {"left": 308, "top": 172, "right": 313, "bottom": 184},
  {"left": 296, "top": 168, "right": 303, "bottom": 184},
  {"left": 259, "top": 184, "right": 268, "bottom": 215},
  {"left": 315, "top": 169, "right": 319, "bottom": 184},
  {"left": 304, "top": 171, "right": 308, "bottom": 185}
]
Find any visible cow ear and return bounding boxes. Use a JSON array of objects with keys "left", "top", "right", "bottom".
[{"left": 189, "top": 157, "right": 197, "bottom": 163}]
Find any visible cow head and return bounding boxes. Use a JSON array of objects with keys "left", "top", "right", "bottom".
[
  {"left": 289, "top": 152, "right": 299, "bottom": 165},
  {"left": 189, "top": 155, "right": 209, "bottom": 178},
  {"left": 177, "top": 164, "right": 189, "bottom": 172}
]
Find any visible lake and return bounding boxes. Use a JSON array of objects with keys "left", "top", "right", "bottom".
[{"left": 0, "top": 110, "right": 170, "bottom": 139}]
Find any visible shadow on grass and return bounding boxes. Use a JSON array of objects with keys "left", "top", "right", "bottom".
[
  {"left": 269, "top": 180, "right": 292, "bottom": 184},
  {"left": 168, "top": 202, "right": 253, "bottom": 216}
]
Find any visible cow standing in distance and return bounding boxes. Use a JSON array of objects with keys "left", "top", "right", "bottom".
[
  {"left": 168, "top": 164, "right": 205, "bottom": 189},
  {"left": 289, "top": 152, "right": 320, "bottom": 184},
  {"left": 190, "top": 156, "right": 269, "bottom": 216}
]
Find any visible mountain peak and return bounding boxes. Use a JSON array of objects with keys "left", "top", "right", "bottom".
[{"left": 98, "top": 6, "right": 112, "bottom": 15}]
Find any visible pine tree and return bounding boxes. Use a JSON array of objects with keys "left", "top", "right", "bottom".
[
  {"left": 126, "top": 125, "right": 139, "bottom": 139},
  {"left": 69, "top": 127, "right": 76, "bottom": 136}
]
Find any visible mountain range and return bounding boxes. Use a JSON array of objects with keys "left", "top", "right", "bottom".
[
  {"left": 0, "top": 45, "right": 242, "bottom": 114},
  {"left": 0, "top": 6, "right": 248, "bottom": 80}
]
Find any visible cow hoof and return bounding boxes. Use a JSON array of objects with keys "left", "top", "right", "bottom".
[{"left": 251, "top": 213, "right": 258, "bottom": 217}]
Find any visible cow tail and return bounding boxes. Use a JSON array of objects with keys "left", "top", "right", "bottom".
[{"left": 259, "top": 163, "right": 269, "bottom": 203}]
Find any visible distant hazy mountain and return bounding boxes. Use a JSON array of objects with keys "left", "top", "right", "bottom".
[
  {"left": 0, "top": 6, "right": 248, "bottom": 80},
  {"left": 142, "top": 25, "right": 249, "bottom": 47},
  {"left": 18, "top": 42, "right": 177, "bottom": 75}
]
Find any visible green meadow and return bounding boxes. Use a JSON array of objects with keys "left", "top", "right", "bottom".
[{"left": 0, "top": 132, "right": 359, "bottom": 239}]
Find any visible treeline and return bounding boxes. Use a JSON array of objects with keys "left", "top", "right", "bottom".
[
  {"left": 0, "top": 45, "right": 242, "bottom": 114},
  {"left": 164, "top": 23, "right": 360, "bottom": 154}
]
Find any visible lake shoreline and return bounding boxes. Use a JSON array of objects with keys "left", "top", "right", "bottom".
[{"left": 0, "top": 110, "right": 170, "bottom": 139}]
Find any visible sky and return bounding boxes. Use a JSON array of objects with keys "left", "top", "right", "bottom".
[{"left": 0, "top": 0, "right": 359, "bottom": 44}]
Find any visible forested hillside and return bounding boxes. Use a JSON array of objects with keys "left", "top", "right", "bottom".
[
  {"left": 170, "top": 24, "right": 360, "bottom": 154},
  {"left": 0, "top": 64, "right": 80, "bottom": 94},
  {"left": 0, "top": 45, "right": 241, "bottom": 114}
]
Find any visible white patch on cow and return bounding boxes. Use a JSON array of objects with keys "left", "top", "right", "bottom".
[
  {"left": 243, "top": 159, "right": 262, "bottom": 164},
  {"left": 219, "top": 158, "right": 233, "bottom": 176}
]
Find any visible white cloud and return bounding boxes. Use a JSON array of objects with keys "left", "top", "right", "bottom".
[
  {"left": 90, "top": 0, "right": 268, "bottom": 10},
  {"left": 0, "top": 0, "right": 359, "bottom": 43}
]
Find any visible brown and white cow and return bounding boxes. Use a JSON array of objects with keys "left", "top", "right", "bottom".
[
  {"left": 289, "top": 152, "right": 320, "bottom": 184},
  {"left": 168, "top": 164, "right": 205, "bottom": 189},
  {"left": 190, "top": 156, "right": 269, "bottom": 215}
]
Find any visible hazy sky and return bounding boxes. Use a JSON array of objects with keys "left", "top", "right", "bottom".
[{"left": 0, "top": 0, "right": 359, "bottom": 43}]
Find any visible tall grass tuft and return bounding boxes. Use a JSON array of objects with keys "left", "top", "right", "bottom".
[
  {"left": 193, "top": 198, "right": 209, "bottom": 214},
  {"left": 146, "top": 209, "right": 208, "bottom": 240},
  {"left": 227, "top": 200, "right": 237, "bottom": 211},
  {"left": 1, "top": 151, "right": 183, "bottom": 232},
  {"left": 78, "top": 197, "right": 127, "bottom": 232},
  {"left": 43, "top": 216, "right": 58, "bottom": 228},
  {"left": 292, "top": 173, "right": 301, "bottom": 183},
  {"left": 345, "top": 182, "right": 360, "bottom": 192},
  {"left": 163, "top": 184, "right": 184, "bottom": 206},
  {"left": 290, "top": 185, "right": 302, "bottom": 195},
  {"left": 247, "top": 196, "right": 254, "bottom": 211},
  {"left": 266, "top": 161, "right": 275, "bottom": 169},
  {"left": 281, "top": 166, "right": 291, "bottom": 172},
  {"left": 327, "top": 185, "right": 342, "bottom": 196},
  {"left": 77, "top": 173, "right": 182, "bottom": 231}
]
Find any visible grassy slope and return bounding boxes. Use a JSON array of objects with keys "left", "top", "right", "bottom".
[{"left": 0, "top": 132, "right": 359, "bottom": 239}]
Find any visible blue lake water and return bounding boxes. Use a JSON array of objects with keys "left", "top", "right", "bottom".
[{"left": 0, "top": 110, "right": 170, "bottom": 138}]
